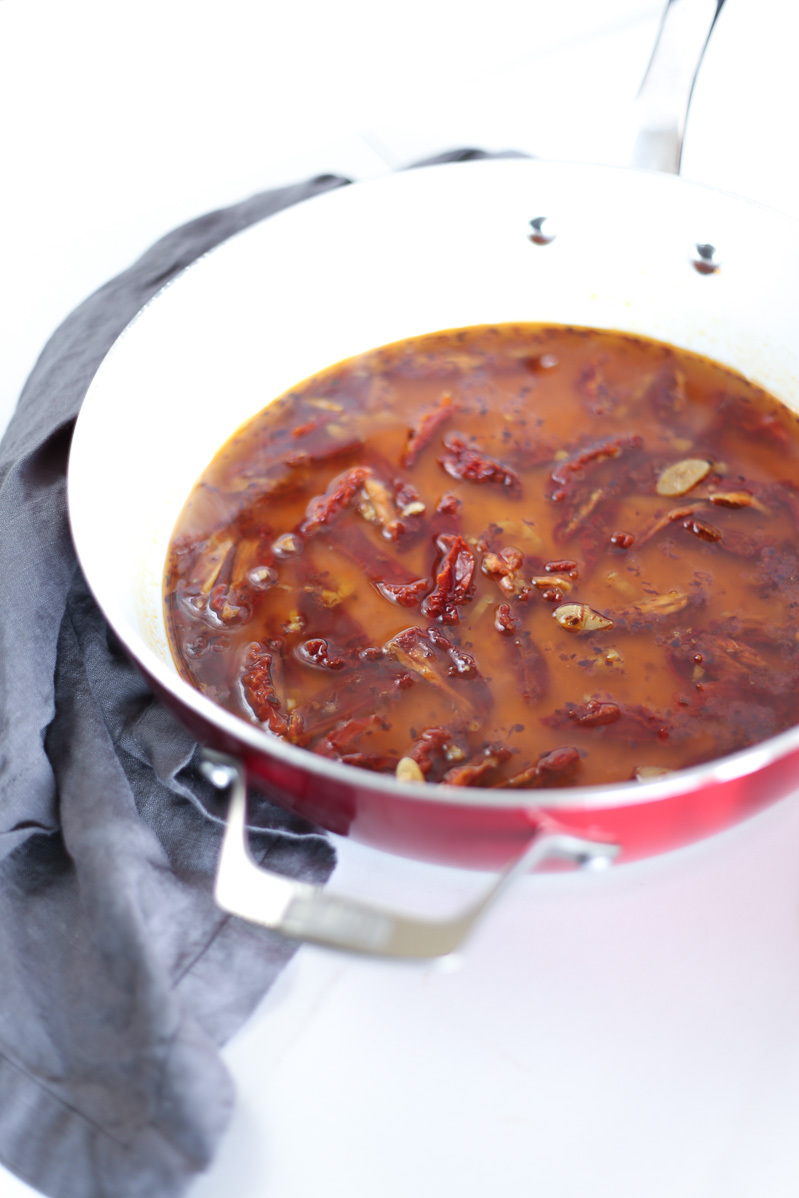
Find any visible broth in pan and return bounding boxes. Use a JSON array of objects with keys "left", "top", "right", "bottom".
[{"left": 164, "top": 324, "right": 799, "bottom": 788}]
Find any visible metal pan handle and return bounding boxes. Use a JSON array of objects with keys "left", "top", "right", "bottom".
[
  {"left": 632, "top": 0, "right": 726, "bottom": 174},
  {"left": 201, "top": 749, "right": 619, "bottom": 960}
]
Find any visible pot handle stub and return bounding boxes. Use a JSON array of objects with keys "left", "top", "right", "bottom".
[
  {"left": 632, "top": 0, "right": 726, "bottom": 174},
  {"left": 200, "top": 749, "right": 620, "bottom": 960}
]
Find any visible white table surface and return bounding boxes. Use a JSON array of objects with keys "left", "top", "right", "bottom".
[{"left": 4, "top": 2, "right": 799, "bottom": 1196}]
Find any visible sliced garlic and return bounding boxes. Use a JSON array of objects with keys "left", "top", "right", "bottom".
[
  {"left": 396, "top": 757, "right": 425, "bottom": 783},
  {"left": 634, "top": 766, "right": 674, "bottom": 782},
  {"left": 532, "top": 574, "right": 573, "bottom": 594},
  {"left": 284, "top": 610, "right": 304, "bottom": 634},
  {"left": 656, "top": 458, "right": 712, "bottom": 497},
  {"left": 553, "top": 603, "right": 614, "bottom": 632},
  {"left": 272, "top": 532, "right": 304, "bottom": 558},
  {"left": 307, "top": 397, "right": 344, "bottom": 411}
]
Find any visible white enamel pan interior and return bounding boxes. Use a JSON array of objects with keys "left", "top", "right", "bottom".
[{"left": 68, "top": 156, "right": 799, "bottom": 819}]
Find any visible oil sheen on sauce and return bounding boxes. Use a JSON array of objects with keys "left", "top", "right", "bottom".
[{"left": 164, "top": 324, "right": 799, "bottom": 789}]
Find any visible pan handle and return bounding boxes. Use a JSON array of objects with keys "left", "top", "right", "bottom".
[
  {"left": 631, "top": 0, "right": 726, "bottom": 174},
  {"left": 200, "top": 749, "right": 619, "bottom": 960}
]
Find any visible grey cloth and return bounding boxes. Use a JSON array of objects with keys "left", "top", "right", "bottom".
[
  {"left": 0, "top": 146, "right": 510, "bottom": 1198},
  {"left": 0, "top": 173, "right": 352, "bottom": 1198}
]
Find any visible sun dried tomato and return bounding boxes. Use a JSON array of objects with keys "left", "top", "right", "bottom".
[
  {"left": 481, "top": 546, "right": 532, "bottom": 601},
  {"left": 498, "top": 746, "right": 581, "bottom": 789},
  {"left": 570, "top": 700, "right": 621, "bottom": 727},
  {"left": 313, "top": 713, "right": 388, "bottom": 759},
  {"left": 436, "top": 492, "right": 461, "bottom": 516},
  {"left": 549, "top": 434, "right": 643, "bottom": 502},
  {"left": 292, "top": 417, "right": 321, "bottom": 439},
  {"left": 295, "top": 638, "right": 346, "bottom": 670},
  {"left": 710, "top": 394, "right": 790, "bottom": 447},
  {"left": 494, "top": 603, "right": 517, "bottom": 635},
  {"left": 422, "top": 534, "right": 476, "bottom": 624},
  {"left": 577, "top": 361, "right": 615, "bottom": 415},
  {"left": 327, "top": 525, "right": 429, "bottom": 606},
  {"left": 643, "top": 364, "right": 689, "bottom": 427},
  {"left": 509, "top": 631, "right": 549, "bottom": 704},
  {"left": 208, "top": 584, "right": 250, "bottom": 626},
  {"left": 338, "top": 753, "right": 399, "bottom": 773},
  {"left": 544, "top": 701, "right": 676, "bottom": 741},
  {"left": 402, "top": 392, "right": 455, "bottom": 467},
  {"left": 291, "top": 662, "right": 405, "bottom": 740},
  {"left": 407, "top": 725, "right": 467, "bottom": 779},
  {"left": 300, "top": 466, "right": 372, "bottom": 536},
  {"left": 439, "top": 435, "right": 521, "bottom": 491},
  {"left": 241, "top": 643, "right": 287, "bottom": 735},
  {"left": 385, "top": 626, "right": 490, "bottom": 718},
  {"left": 441, "top": 743, "right": 511, "bottom": 787},
  {"left": 375, "top": 578, "right": 431, "bottom": 607}
]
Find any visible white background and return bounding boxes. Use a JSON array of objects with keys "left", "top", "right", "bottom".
[{"left": 4, "top": 1, "right": 799, "bottom": 1195}]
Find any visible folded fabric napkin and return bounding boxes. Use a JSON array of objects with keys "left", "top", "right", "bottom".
[
  {"left": 0, "top": 147, "right": 512, "bottom": 1198},
  {"left": 0, "top": 173, "right": 355, "bottom": 1198}
]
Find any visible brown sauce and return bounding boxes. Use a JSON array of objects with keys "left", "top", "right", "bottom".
[{"left": 164, "top": 324, "right": 799, "bottom": 789}]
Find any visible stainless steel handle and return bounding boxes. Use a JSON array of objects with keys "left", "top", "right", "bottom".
[
  {"left": 201, "top": 749, "right": 620, "bottom": 960},
  {"left": 632, "top": 0, "right": 726, "bottom": 173}
]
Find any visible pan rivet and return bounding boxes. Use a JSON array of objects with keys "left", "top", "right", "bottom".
[
  {"left": 528, "top": 216, "right": 557, "bottom": 245},
  {"left": 691, "top": 242, "right": 721, "bottom": 274}
]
